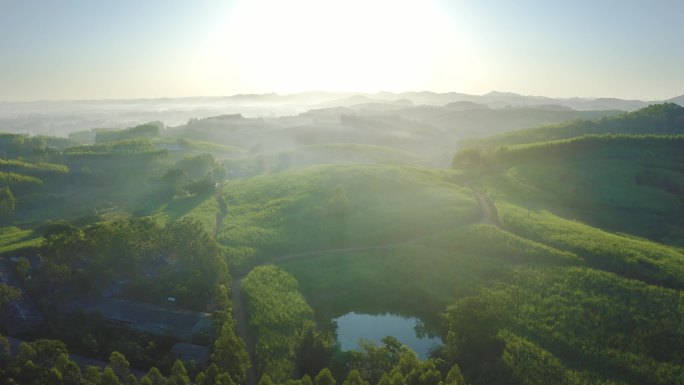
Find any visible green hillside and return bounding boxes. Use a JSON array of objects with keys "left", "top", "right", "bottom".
[
  {"left": 466, "top": 103, "right": 684, "bottom": 147},
  {"left": 217, "top": 164, "right": 479, "bottom": 266},
  {"left": 444, "top": 105, "right": 684, "bottom": 384}
]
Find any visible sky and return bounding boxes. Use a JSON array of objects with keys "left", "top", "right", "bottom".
[{"left": 0, "top": 0, "right": 683, "bottom": 101}]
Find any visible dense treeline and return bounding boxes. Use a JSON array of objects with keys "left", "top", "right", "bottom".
[
  {"left": 3, "top": 215, "right": 251, "bottom": 381},
  {"left": 95, "top": 123, "right": 162, "bottom": 143},
  {"left": 37, "top": 218, "right": 227, "bottom": 309},
  {"left": 465, "top": 103, "right": 684, "bottom": 148},
  {"left": 0, "top": 335, "right": 233, "bottom": 385},
  {"left": 0, "top": 159, "right": 69, "bottom": 175},
  {"left": 0, "top": 134, "right": 61, "bottom": 161},
  {"left": 1, "top": 333, "right": 471, "bottom": 385},
  {"left": 63, "top": 139, "right": 161, "bottom": 156},
  {"left": 0, "top": 172, "right": 42, "bottom": 188},
  {"left": 445, "top": 104, "right": 684, "bottom": 384},
  {"left": 242, "top": 266, "right": 317, "bottom": 381},
  {"left": 437, "top": 266, "right": 684, "bottom": 385},
  {"left": 453, "top": 134, "right": 684, "bottom": 170}
]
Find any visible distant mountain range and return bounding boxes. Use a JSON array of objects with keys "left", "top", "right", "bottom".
[
  {"left": 220, "top": 90, "right": 682, "bottom": 112},
  {"left": 1, "top": 91, "right": 681, "bottom": 136}
]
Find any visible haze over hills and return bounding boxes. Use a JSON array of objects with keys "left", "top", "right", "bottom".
[
  {"left": 4, "top": 0, "right": 684, "bottom": 384},
  {"left": 1, "top": 90, "right": 681, "bottom": 137}
]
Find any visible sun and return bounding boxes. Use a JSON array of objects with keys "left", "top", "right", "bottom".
[{"left": 199, "top": 0, "right": 469, "bottom": 94}]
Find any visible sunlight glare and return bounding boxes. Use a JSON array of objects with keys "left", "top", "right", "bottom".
[{"left": 200, "top": 0, "right": 469, "bottom": 93}]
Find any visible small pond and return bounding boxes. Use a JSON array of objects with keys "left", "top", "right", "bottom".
[{"left": 334, "top": 312, "right": 442, "bottom": 359}]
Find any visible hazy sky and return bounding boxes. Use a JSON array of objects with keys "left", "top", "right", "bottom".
[{"left": 1, "top": 0, "right": 683, "bottom": 101}]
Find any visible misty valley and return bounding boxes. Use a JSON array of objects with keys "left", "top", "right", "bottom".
[{"left": 2, "top": 93, "right": 684, "bottom": 385}]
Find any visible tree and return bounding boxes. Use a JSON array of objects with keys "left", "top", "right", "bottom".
[
  {"left": 211, "top": 321, "right": 250, "bottom": 384},
  {"left": 184, "top": 177, "right": 215, "bottom": 196},
  {"left": 444, "top": 364, "right": 466, "bottom": 385},
  {"left": 161, "top": 169, "right": 188, "bottom": 198},
  {"left": 0, "top": 334, "right": 10, "bottom": 362},
  {"left": 22, "top": 339, "right": 67, "bottom": 367},
  {"left": 0, "top": 283, "right": 21, "bottom": 307},
  {"left": 141, "top": 367, "right": 167, "bottom": 385},
  {"left": 102, "top": 367, "right": 123, "bottom": 385},
  {"left": 14, "top": 257, "right": 31, "bottom": 280},
  {"left": 295, "top": 322, "right": 334, "bottom": 377},
  {"left": 301, "top": 374, "right": 314, "bottom": 385},
  {"left": 41, "top": 222, "right": 84, "bottom": 264},
  {"left": 196, "top": 363, "right": 220, "bottom": 385},
  {"left": 108, "top": 351, "right": 130, "bottom": 381},
  {"left": 55, "top": 353, "right": 81, "bottom": 385},
  {"left": 343, "top": 370, "right": 369, "bottom": 385},
  {"left": 83, "top": 366, "right": 103, "bottom": 385},
  {"left": 215, "top": 373, "right": 237, "bottom": 385},
  {"left": 444, "top": 296, "right": 504, "bottom": 369},
  {"left": 353, "top": 337, "right": 406, "bottom": 384},
  {"left": 169, "top": 360, "right": 190, "bottom": 385},
  {"left": 125, "top": 374, "right": 140, "bottom": 385},
  {"left": 314, "top": 368, "right": 336, "bottom": 385},
  {"left": 259, "top": 374, "right": 276, "bottom": 385},
  {"left": 452, "top": 148, "right": 482, "bottom": 169},
  {"left": 0, "top": 187, "right": 16, "bottom": 218}
]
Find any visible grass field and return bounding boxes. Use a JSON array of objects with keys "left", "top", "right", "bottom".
[
  {"left": 217, "top": 164, "right": 479, "bottom": 266},
  {"left": 0, "top": 226, "right": 42, "bottom": 254},
  {"left": 478, "top": 155, "right": 684, "bottom": 243},
  {"left": 277, "top": 223, "right": 580, "bottom": 329}
]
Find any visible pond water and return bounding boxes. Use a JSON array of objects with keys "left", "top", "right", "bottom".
[{"left": 334, "top": 312, "right": 442, "bottom": 359}]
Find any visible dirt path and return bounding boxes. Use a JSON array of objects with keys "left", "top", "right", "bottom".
[
  {"left": 467, "top": 183, "right": 502, "bottom": 228},
  {"left": 213, "top": 191, "right": 228, "bottom": 239},
  {"left": 230, "top": 276, "right": 258, "bottom": 385}
]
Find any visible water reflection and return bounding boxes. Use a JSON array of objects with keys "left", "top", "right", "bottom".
[{"left": 334, "top": 312, "right": 442, "bottom": 359}]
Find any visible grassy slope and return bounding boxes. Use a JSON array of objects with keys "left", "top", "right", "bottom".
[
  {"left": 284, "top": 143, "right": 426, "bottom": 166},
  {"left": 217, "top": 164, "right": 479, "bottom": 266},
  {"left": 278, "top": 224, "right": 580, "bottom": 327},
  {"left": 477, "top": 142, "right": 684, "bottom": 243},
  {"left": 466, "top": 103, "right": 684, "bottom": 147},
  {"left": 0, "top": 226, "right": 42, "bottom": 254}
]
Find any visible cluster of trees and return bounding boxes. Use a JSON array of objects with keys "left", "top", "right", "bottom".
[
  {"left": 161, "top": 154, "right": 224, "bottom": 199},
  {"left": 63, "top": 139, "right": 161, "bottom": 156},
  {"left": 466, "top": 103, "right": 684, "bottom": 148},
  {"left": 440, "top": 266, "right": 684, "bottom": 385},
  {"left": 0, "top": 336, "right": 203, "bottom": 385},
  {"left": 36, "top": 217, "right": 228, "bottom": 309},
  {"left": 0, "top": 134, "right": 61, "bottom": 161},
  {"left": 6, "top": 216, "right": 251, "bottom": 379},
  {"left": 0, "top": 159, "right": 70, "bottom": 216},
  {"left": 0, "top": 283, "right": 20, "bottom": 307},
  {"left": 0, "top": 334, "right": 469, "bottom": 385},
  {"left": 453, "top": 134, "right": 684, "bottom": 171},
  {"left": 241, "top": 266, "right": 317, "bottom": 381},
  {"left": 0, "top": 159, "right": 69, "bottom": 175},
  {"left": 258, "top": 337, "right": 467, "bottom": 385}
]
